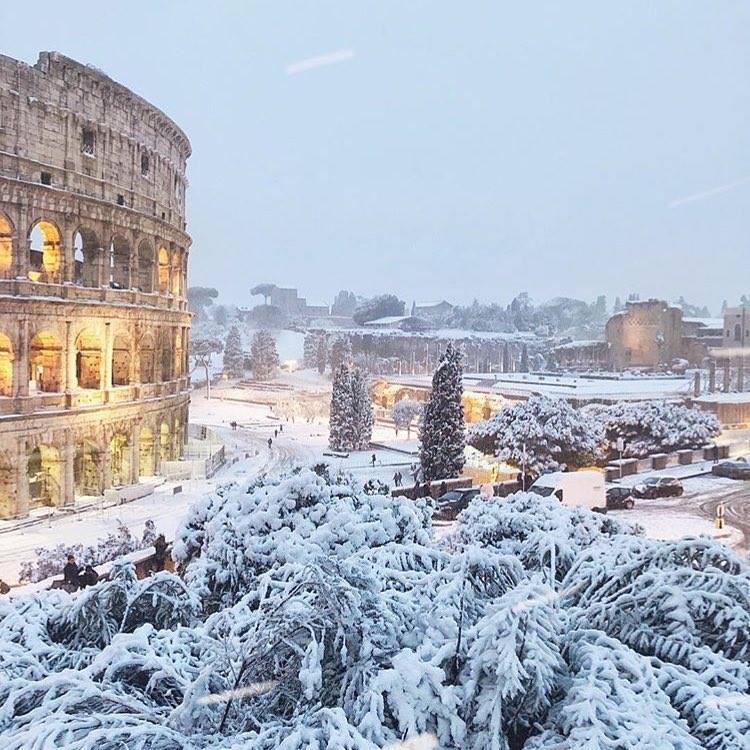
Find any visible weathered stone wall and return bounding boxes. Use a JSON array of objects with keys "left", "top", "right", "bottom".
[{"left": 0, "top": 52, "right": 193, "bottom": 519}]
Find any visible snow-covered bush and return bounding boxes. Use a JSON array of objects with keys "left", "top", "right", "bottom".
[
  {"left": 18, "top": 520, "right": 155, "bottom": 583},
  {"left": 1, "top": 471, "right": 749, "bottom": 750},
  {"left": 468, "top": 396, "right": 603, "bottom": 475},
  {"left": 591, "top": 400, "right": 721, "bottom": 458}
]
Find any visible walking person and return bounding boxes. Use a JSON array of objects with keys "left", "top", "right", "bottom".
[
  {"left": 268, "top": 437, "right": 273, "bottom": 450},
  {"left": 63, "top": 554, "right": 80, "bottom": 591},
  {"left": 371, "top": 453, "right": 377, "bottom": 467}
]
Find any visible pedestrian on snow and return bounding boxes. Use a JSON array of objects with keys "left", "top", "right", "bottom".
[
  {"left": 80, "top": 564, "right": 99, "bottom": 588},
  {"left": 268, "top": 437, "right": 273, "bottom": 449},
  {"left": 274, "top": 428, "right": 278, "bottom": 438},
  {"left": 230, "top": 420, "right": 237, "bottom": 431},
  {"left": 393, "top": 471, "right": 400, "bottom": 487},
  {"left": 279, "top": 424, "right": 283, "bottom": 433},
  {"left": 371, "top": 453, "right": 377, "bottom": 467},
  {"left": 63, "top": 555, "right": 80, "bottom": 589}
]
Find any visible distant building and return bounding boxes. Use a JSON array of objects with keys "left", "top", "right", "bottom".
[
  {"left": 267, "top": 287, "right": 329, "bottom": 319},
  {"left": 411, "top": 300, "right": 453, "bottom": 319},
  {"left": 722, "top": 306, "right": 750, "bottom": 349}
]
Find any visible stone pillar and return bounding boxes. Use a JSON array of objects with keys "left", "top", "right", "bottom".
[
  {"left": 708, "top": 360, "right": 716, "bottom": 393},
  {"left": 97, "top": 247, "right": 107, "bottom": 287},
  {"left": 15, "top": 442, "right": 29, "bottom": 518},
  {"left": 14, "top": 236, "right": 30, "bottom": 280},
  {"left": 103, "top": 322, "right": 113, "bottom": 389},
  {"left": 102, "top": 440, "right": 113, "bottom": 490},
  {"left": 14, "top": 319, "right": 29, "bottom": 398},
  {"left": 64, "top": 320, "right": 76, "bottom": 393},
  {"left": 723, "top": 359, "right": 731, "bottom": 392},
  {"left": 130, "top": 426, "right": 140, "bottom": 483},
  {"left": 61, "top": 240, "right": 74, "bottom": 284}
]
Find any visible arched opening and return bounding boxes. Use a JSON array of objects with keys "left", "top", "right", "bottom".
[
  {"left": 112, "top": 332, "right": 131, "bottom": 386},
  {"left": 0, "top": 455, "right": 13, "bottom": 518},
  {"left": 74, "top": 440, "right": 102, "bottom": 496},
  {"left": 139, "top": 427, "right": 156, "bottom": 476},
  {"left": 174, "top": 330, "right": 183, "bottom": 378},
  {"left": 158, "top": 247, "right": 170, "bottom": 294},
  {"left": 0, "top": 212, "right": 13, "bottom": 278},
  {"left": 109, "top": 235, "right": 130, "bottom": 289},
  {"left": 137, "top": 240, "right": 154, "bottom": 292},
  {"left": 0, "top": 333, "right": 12, "bottom": 396},
  {"left": 29, "top": 331, "right": 62, "bottom": 392},
  {"left": 73, "top": 228, "right": 101, "bottom": 287},
  {"left": 173, "top": 416, "right": 183, "bottom": 459},
  {"left": 140, "top": 334, "right": 156, "bottom": 383},
  {"left": 75, "top": 329, "right": 103, "bottom": 390},
  {"left": 160, "top": 329, "right": 173, "bottom": 381},
  {"left": 110, "top": 433, "right": 131, "bottom": 487},
  {"left": 28, "top": 221, "right": 62, "bottom": 283},
  {"left": 159, "top": 421, "right": 172, "bottom": 462},
  {"left": 27, "top": 445, "right": 61, "bottom": 509}
]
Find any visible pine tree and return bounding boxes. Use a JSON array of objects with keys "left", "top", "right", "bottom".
[
  {"left": 350, "top": 368, "right": 373, "bottom": 449},
  {"left": 250, "top": 330, "right": 279, "bottom": 380},
  {"left": 502, "top": 343, "right": 511, "bottom": 373},
  {"left": 329, "top": 336, "right": 353, "bottom": 373},
  {"left": 420, "top": 342, "right": 466, "bottom": 481},
  {"left": 519, "top": 344, "right": 529, "bottom": 373},
  {"left": 316, "top": 336, "right": 328, "bottom": 375},
  {"left": 223, "top": 325, "right": 245, "bottom": 378},
  {"left": 329, "top": 364, "right": 355, "bottom": 451}
]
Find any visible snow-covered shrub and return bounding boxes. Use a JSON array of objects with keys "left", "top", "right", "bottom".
[
  {"left": 1, "top": 470, "right": 749, "bottom": 750},
  {"left": 468, "top": 396, "right": 603, "bottom": 475},
  {"left": 18, "top": 520, "right": 155, "bottom": 584},
  {"left": 590, "top": 400, "right": 721, "bottom": 458}
]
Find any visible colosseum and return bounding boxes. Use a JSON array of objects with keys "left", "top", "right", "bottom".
[{"left": 0, "top": 52, "right": 192, "bottom": 519}]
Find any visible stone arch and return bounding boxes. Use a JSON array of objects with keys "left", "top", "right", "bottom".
[
  {"left": 174, "top": 329, "right": 184, "bottom": 377},
  {"left": 170, "top": 249, "right": 182, "bottom": 296},
  {"left": 28, "top": 220, "right": 62, "bottom": 283},
  {"left": 0, "top": 211, "right": 13, "bottom": 278},
  {"left": 29, "top": 330, "right": 63, "bottom": 392},
  {"left": 159, "top": 421, "right": 172, "bottom": 462},
  {"left": 27, "top": 444, "right": 61, "bottom": 509},
  {"left": 139, "top": 426, "right": 156, "bottom": 476},
  {"left": 110, "top": 432, "right": 131, "bottom": 486},
  {"left": 109, "top": 234, "right": 130, "bottom": 289},
  {"left": 73, "top": 227, "right": 101, "bottom": 287},
  {"left": 158, "top": 247, "right": 170, "bottom": 294},
  {"left": 74, "top": 438, "right": 102, "bottom": 496},
  {"left": 140, "top": 331, "right": 156, "bottom": 383},
  {"left": 75, "top": 329, "right": 103, "bottom": 390},
  {"left": 137, "top": 239, "right": 154, "bottom": 292},
  {"left": 0, "top": 332, "right": 13, "bottom": 396},
  {"left": 173, "top": 415, "right": 183, "bottom": 459},
  {"left": 112, "top": 331, "right": 132, "bottom": 386}
]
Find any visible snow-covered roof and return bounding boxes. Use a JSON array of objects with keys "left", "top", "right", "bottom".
[
  {"left": 683, "top": 317, "right": 724, "bottom": 328},
  {"left": 413, "top": 300, "right": 452, "bottom": 308},
  {"left": 362, "top": 315, "right": 411, "bottom": 326}
]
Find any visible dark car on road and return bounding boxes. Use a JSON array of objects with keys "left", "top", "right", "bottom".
[
  {"left": 632, "top": 476, "right": 683, "bottom": 499},
  {"left": 711, "top": 457, "right": 750, "bottom": 480},
  {"left": 434, "top": 488, "right": 481, "bottom": 521},
  {"left": 606, "top": 486, "right": 635, "bottom": 510}
]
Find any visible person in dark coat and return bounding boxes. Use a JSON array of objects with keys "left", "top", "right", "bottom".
[
  {"left": 80, "top": 564, "right": 99, "bottom": 588},
  {"left": 63, "top": 555, "right": 80, "bottom": 589},
  {"left": 153, "top": 534, "right": 168, "bottom": 572}
]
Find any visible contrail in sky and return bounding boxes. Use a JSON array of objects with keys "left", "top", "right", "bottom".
[
  {"left": 669, "top": 175, "right": 750, "bottom": 208},
  {"left": 286, "top": 49, "right": 355, "bottom": 76}
]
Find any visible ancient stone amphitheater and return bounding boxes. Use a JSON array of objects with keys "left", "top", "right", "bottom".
[{"left": 0, "top": 52, "right": 192, "bottom": 519}]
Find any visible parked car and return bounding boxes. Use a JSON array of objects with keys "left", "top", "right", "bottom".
[
  {"left": 606, "top": 486, "right": 635, "bottom": 510},
  {"left": 632, "top": 476, "right": 683, "bottom": 499},
  {"left": 529, "top": 471, "right": 606, "bottom": 512},
  {"left": 434, "top": 488, "right": 481, "bottom": 521},
  {"left": 711, "top": 457, "right": 750, "bottom": 480}
]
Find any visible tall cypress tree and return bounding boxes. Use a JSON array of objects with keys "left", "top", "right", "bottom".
[
  {"left": 329, "top": 364, "right": 355, "bottom": 451},
  {"left": 420, "top": 342, "right": 466, "bottom": 481},
  {"left": 223, "top": 325, "right": 245, "bottom": 378}
]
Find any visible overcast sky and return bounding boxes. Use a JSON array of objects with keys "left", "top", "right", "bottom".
[{"left": 2, "top": 1, "right": 748, "bottom": 312}]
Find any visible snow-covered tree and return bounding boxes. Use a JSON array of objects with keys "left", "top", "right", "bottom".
[
  {"left": 329, "top": 364, "right": 355, "bottom": 451},
  {"left": 329, "top": 335, "right": 353, "bottom": 373},
  {"left": 350, "top": 368, "right": 374, "bottom": 449},
  {"left": 420, "top": 342, "right": 466, "bottom": 481},
  {"left": 590, "top": 400, "right": 721, "bottom": 459},
  {"left": 250, "top": 329, "right": 279, "bottom": 380},
  {"left": 392, "top": 398, "right": 423, "bottom": 437},
  {"left": 191, "top": 336, "right": 223, "bottom": 398},
  {"left": 222, "top": 324, "right": 244, "bottom": 378},
  {"left": 468, "top": 396, "right": 603, "bottom": 476}
]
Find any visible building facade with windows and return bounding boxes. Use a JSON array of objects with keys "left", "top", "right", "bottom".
[{"left": 0, "top": 52, "right": 192, "bottom": 518}]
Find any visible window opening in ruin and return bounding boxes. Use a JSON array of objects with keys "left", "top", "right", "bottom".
[
  {"left": 112, "top": 333, "right": 131, "bottom": 386},
  {"left": 81, "top": 128, "right": 95, "bottom": 155},
  {"left": 0, "top": 213, "right": 12, "bottom": 278},
  {"left": 28, "top": 222, "right": 62, "bottom": 283},
  {"left": 160, "top": 422, "right": 172, "bottom": 462},
  {"left": 40, "top": 171, "right": 51, "bottom": 186},
  {"left": 140, "top": 335, "right": 155, "bottom": 382},
  {"left": 29, "top": 331, "right": 62, "bottom": 392},
  {"left": 158, "top": 247, "right": 170, "bottom": 294},
  {"left": 139, "top": 428, "right": 156, "bottom": 476},
  {"left": 74, "top": 440, "right": 102, "bottom": 497},
  {"left": 141, "top": 153, "right": 150, "bottom": 176},
  {"left": 110, "top": 433, "right": 130, "bottom": 486},
  {"left": 75, "top": 330, "right": 103, "bottom": 390},
  {"left": 109, "top": 237, "right": 130, "bottom": 289},
  {"left": 27, "top": 445, "right": 61, "bottom": 509},
  {"left": 0, "top": 333, "right": 12, "bottom": 397},
  {"left": 138, "top": 241, "right": 154, "bottom": 292},
  {"left": 117, "top": 194, "right": 125, "bottom": 206}
]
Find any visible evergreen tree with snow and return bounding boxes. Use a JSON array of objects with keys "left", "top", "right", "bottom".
[
  {"left": 329, "top": 335, "right": 353, "bottom": 373},
  {"left": 350, "top": 367, "right": 374, "bottom": 449},
  {"left": 316, "top": 335, "right": 328, "bottom": 374},
  {"left": 420, "top": 342, "right": 466, "bottom": 481},
  {"left": 222, "top": 325, "right": 245, "bottom": 378},
  {"left": 519, "top": 344, "right": 529, "bottom": 373},
  {"left": 250, "top": 329, "right": 279, "bottom": 380},
  {"left": 329, "top": 364, "right": 356, "bottom": 451}
]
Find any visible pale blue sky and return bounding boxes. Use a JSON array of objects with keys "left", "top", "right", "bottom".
[{"left": 2, "top": 1, "right": 748, "bottom": 311}]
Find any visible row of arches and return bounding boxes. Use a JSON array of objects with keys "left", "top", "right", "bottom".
[
  {"left": 0, "top": 212, "right": 187, "bottom": 296},
  {"left": 0, "top": 325, "right": 187, "bottom": 398},
  {"left": 0, "top": 415, "right": 186, "bottom": 517}
]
